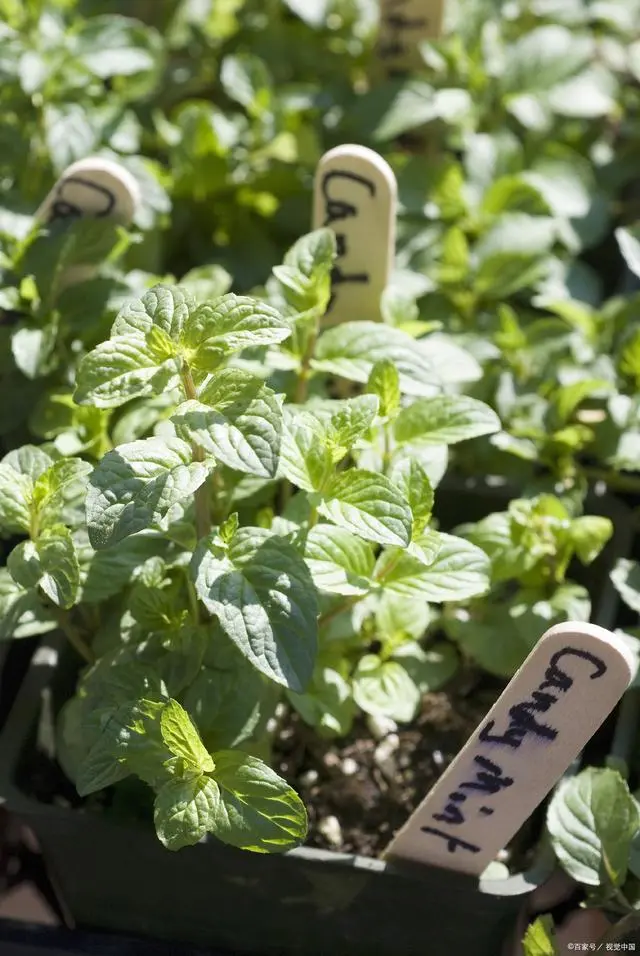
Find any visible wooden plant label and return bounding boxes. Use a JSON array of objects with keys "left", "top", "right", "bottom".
[
  {"left": 383, "top": 622, "right": 635, "bottom": 876},
  {"left": 377, "top": 0, "right": 445, "bottom": 79},
  {"left": 35, "top": 157, "right": 140, "bottom": 226},
  {"left": 312, "top": 144, "right": 397, "bottom": 326}
]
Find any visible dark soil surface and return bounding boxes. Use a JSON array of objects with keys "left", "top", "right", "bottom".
[{"left": 273, "top": 669, "right": 506, "bottom": 859}]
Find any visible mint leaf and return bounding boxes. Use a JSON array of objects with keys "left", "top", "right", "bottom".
[
  {"left": 182, "top": 295, "right": 291, "bottom": 371},
  {"left": 160, "top": 699, "right": 214, "bottom": 773},
  {"left": 272, "top": 228, "right": 335, "bottom": 316},
  {"left": 208, "top": 750, "right": 308, "bottom": 853},
  {"left": 611, "top": 559, "right": 640, "bottom": 614},
  {"left": 366, "top": 359, "right": 401, "bottom": 418},
  {"left": 547, "top": 768, "right": 640, "bottom": 887},
  {"left": 8, "top": 525, "right": 79, "bottom": 609},
  {"left": 278, "top": 408, "right": 333, "bottom": 492},
  {"left": 288, "top": 666, "right": 355, "bottom": 737},
  {"left": 390, "top": 459, "right": 434, "bottom": 536},
  {"left": 0, "top": 462, "right": 32, "bottom": 533},
  {"left": 394, "top": 396, "right": 501, "bottom": 445},
  {"left": 304, "top": 524, "right": 375, "bottom": 596},
  {"left": 172, "top": 369, "right": 283, "bottom": 478},
  {"left": 522, "top": 916, "right": 558, "bottom": 956},
  {"left": 87, "top": 437, "right": 214, "bottom": 548},
  {"left": 113, "top": 284, "right": 196, "bottom": 339},
  {"left": 569, "top": 516, "right": 612, "bottom": 565},
  {"left": 376, "top": 532, "right": 490, "bottom": 601},
  {"left": 616, "top": 226, "right": 640, "bottom": 280},
  {"left": 154, "top": 775, "right": 221, "bottom": 851},
  {"left": 192, "top": 527, "right": 318, "bottom": 692},
  {"left": 74, "top": 334, "right": 180, "bottom": 408},
  {"left": 312, "top": 322, "right": 439, "bottom": 397},
  {"left": 319, "top": 470, "right": 412, "bottom": 548},
  {"left": 352, "top": 654, "right": 420, "bottom": 722}
]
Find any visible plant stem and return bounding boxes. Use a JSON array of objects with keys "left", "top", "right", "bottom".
[
  {"left": 54, "top": 608, "right": 94, "bottom": 664},
  {"left": 181, "top": 364, "right": 211, "bottom": 541},
  {"left": 293, "top": 321, "right": 318, "bottom": 405}
]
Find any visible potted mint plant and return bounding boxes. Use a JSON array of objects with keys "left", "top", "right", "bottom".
[{"left": 0, "top": 229, "right": 573, "bottom": 956}]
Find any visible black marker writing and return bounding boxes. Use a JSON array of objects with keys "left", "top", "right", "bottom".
[
  {"left": 420, "top": 826, "right": 481, "bottom": 856},
  {"left": 47, "top": 176, "right": 116, "bottom": 224},
  {"left": 421, "top": 644, "right": 608, "bottom": 855},
  {"left": 479, "top": 645, "right": 607, "bottom": 751},
  {"left": 321, "top": 170, "right": 375, "bottom": 312}
]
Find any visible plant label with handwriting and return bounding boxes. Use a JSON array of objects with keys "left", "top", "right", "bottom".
[
  {"left": 313, "top": 145, "right": 397, "bottom": 326},
  {"left": 383, "top": 622, "right": 635, "bottom": 876},
  {"left": 377, "top": 0, "right": 445, "bottom": 78},
  {"left": 35, "top": 156, "right": 140, "bottom": 227},
  {"left": 34, "top": 157, "right": 140, "bottom": 288}
]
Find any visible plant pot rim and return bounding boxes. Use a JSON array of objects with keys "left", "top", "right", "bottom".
[{"left": 0, "top": 638, "right": 556, "bottom": 902}]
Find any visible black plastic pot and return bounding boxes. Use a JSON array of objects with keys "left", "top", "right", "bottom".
[
  {"left": 0, "top": 639, "right": 556, "bottom": 956},
  {"left": 0, "top": 483, "right": 631, "bottom": 956}
]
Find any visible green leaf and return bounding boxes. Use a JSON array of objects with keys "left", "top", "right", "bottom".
[
  {"left": 376, "top": 532, "right": 490, "bottom": 602},
  {"left": 178, "top": 264, "right": 232, "bottom": 301},
  {"left": 392, "top": 642, "right": 458, "bottom": 694},
  {"left": 173, "top": 370, "right": 283, "bottom": 478},
  {"left": 0, "top": 462, "right": 32, "bottom": 533},
  {"left": 367, "top": 359, "right": 401, "bottom": 418},
  {"left": 312, "top": 322, "right": 439, "bottom": 397},
  {"left": 113, "top": 285, "right": 196, "bottom": 339},
  {"left": 277, "top": 408, "right": 333, "bottom": 493},
  {"left": 501, "top": 26, "right": 592, "bottom": 94},
  {"left": 33, "top": 458, "right": 93, "bottom": 531},
  {"left": 323, "top": 395, "right": 379, "bottom": 449},
  {"left": 74, "top": 335, "right": 180, "bottom": 409},
  {"left": 352, "top": 654, "right": 420, "bottom": 722},
  {"left": 37, "top": 526, "right": 80, "bottom": 609},
  {"left": 192, "top": 527, "right": 318, "bottom": 692},
  {"left": 288, "top": 666, "right": 355, "bottom": 737},
  {"left": 394, "top": 396, "right": 501, "bottom": 445},
  {"left": 522, "top": 916, "right": 558, "bottom": 956},
  {"left": 272, "top": 228, "right": 335, "bottom": 316},
  {"left": 390, "top": 459, "right": 434, "bottom": 536},
  {"left": 220, "top": 53, "right": 271, "bottom": 116},
  {"left": 0, "top": 570, "right": 56, "bottom": 641},
  {"left": 8, "top": 525, "right": 79, "bottom": 610},
  {"left": 81, "top": 536, "right": 167, "bottom": 604},
  {"left": 160, "top": 699, "right": 214, "bottom": 773},
  {"left": 547, "top": 768, "right": 640, "bottom": 887},
  {"left": 184, "top": 635, "right": 265, "bottom": 751},
  {"left": 616, "top": 226, "right": 640, "bottom": 280},
  {"left": 208, "top": 750, "right": 308, "bottom": 853},
  {"left": 569, "top": 516, "right": 612, "bottom": 565},
  {"left": 154, "top": 774, "right": 221, "bottom": 851},
  {"left": 182, "top": 295, "right": 291, "bottom": 371},
  {"left": 611, "top": 559, "right": 640, "bottom": 614},
  {"left": 2, "top": 446, "right": 54, "bottom": 480},
  {"left": 304, "top": 524, "right": 375, "bottom": 596},
  {"left": 86, "top": 437, "right": 214, "bottom": 549},
  {"left": 319, "top": 470, "right": 412, "bottom": 548}
]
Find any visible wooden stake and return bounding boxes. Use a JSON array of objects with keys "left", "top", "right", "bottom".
[
  {"left": 35, "top": 157, "right": 140, "bottom": 226},
  {"left": 313, "top": 144, "right": 397, "bottom": 326},
  {"left": 376, "top": 0, "right": 445, "bottom": 79},
  {"left": 383, "top": 622, "right": 635, "bottom": 876}
]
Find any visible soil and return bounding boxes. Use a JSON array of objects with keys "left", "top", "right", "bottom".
[{"left": 272, "top": 668, "right": 515, "bottom": 860}]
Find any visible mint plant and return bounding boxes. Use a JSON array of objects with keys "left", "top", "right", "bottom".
[
  {"left": 442, "top": 493, "right": 614, "bottom": 677},
  {"left": 0, "top": 228, "right": 503, "bottom": 852}
]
